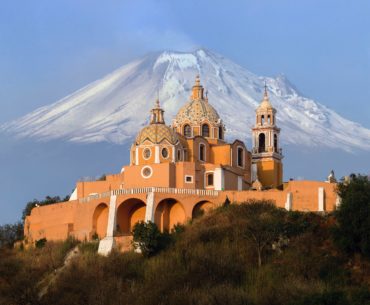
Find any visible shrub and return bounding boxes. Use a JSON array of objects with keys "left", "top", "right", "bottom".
[
  {"left": 333, "top": 174, "right": 370, "bottom": 257},
  {"left": 35, "top": 238, "right": 47, "bottom": 248}
]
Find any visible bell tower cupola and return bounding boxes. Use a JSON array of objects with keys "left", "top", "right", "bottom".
[{"left": 251, "top": 84, "right": 283, "bottom": 188}]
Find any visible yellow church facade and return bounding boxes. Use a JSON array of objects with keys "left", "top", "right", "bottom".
[{"left": 24, "top": 76, "right": 339, "bottom": 255}]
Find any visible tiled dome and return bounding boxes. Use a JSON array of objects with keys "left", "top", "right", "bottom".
[
  {"left": 175, "top": 99, "right": 220, "bottom": 125},
  {"left": 136, "top": 124, "right": 179, "bottom": 145}
]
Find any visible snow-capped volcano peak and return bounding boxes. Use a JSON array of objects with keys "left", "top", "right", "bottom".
[{"left": 1, "top": 48, "right": 370, "bottom": 152}]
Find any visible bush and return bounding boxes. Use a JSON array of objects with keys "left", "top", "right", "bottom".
[
  {"left": 333, "top": 174, "right": 370, "bottom": 257},
  {"left": 35, "top": 238, "right": 47, "bottom": 248},
  {"left": 132, "top": 221, "right": 172, "bottom": 257}
]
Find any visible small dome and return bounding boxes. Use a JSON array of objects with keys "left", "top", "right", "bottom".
[
  {"left": 257, "top": 88, "right": 275, "bottom": 111},
  {"left": 136, "top": 124, "right": 179, "bottom": 145},
  {"left": 175, "top": 99, "right": 220, "bottom": 125}
]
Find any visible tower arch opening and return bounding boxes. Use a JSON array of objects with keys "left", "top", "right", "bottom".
[{"left": 258, "top": 133, "right": 266, "bottom": 153}]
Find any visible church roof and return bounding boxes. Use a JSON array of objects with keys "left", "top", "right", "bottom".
[{"left": 135, "top": 123, "right": 179, "bottom": 145}]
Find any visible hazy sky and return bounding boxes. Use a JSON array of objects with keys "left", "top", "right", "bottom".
[{"left": 0, "top": 0, "right": 369, "bottom": 127}]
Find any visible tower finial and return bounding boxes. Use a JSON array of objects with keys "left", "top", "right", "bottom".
[
  {"left": 264, "top": 80, "right": 268, "bottom": 99},
  {"left": 155, "top": 89, "right": 160, "bottom": 108}
]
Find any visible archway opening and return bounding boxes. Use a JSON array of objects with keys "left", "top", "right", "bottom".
[
  {"left": 92, "top": 203, "right": 109, "bottom": 239},
  {"left": 192, "top": 201, "right": 214, "bottom": 219},
  {"left": 258, "top": 133, "right": 266, "bottom": 153},
  {"left": 116, "top": 198, "right": 146, "bottom": 235},
  {"left": 274, "top": 134, "right": 278, "bottom": 151},
  {"left": 155, "top": 199, "right": 186, "bottom": 232}
]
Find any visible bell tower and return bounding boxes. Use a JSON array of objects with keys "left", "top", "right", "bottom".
[{"left": 251, "top": 85, "right": 283, "bottom": 188}]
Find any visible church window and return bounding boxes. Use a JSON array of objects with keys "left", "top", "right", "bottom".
[
  {"left": 185, "top": 175, "right": 193, "bottom": 183},
  {"left": 184, "top": 124, "right": 192, "bottom": 138},
  {"left": 177, "top": 149, "right": 181, "bottom": 161},
  {"left": 161, "top": 148, "right": 169, "bottom": 159},
  {"left": 274, "top": 134, "right": 278, "bottom": 151},
  {"left": 258, "top": 133, "right": 266, "bottom": 153},
  {"left": 141, "top": 166, "right": 153, "bottom": 178},
  {"left": 201, "top": 124, "right": 210, "bottom": 137},
  {"left": 261, "top": 115, "right": 265, "bottom": 125},
  {"left": 268, "top": 115, "right": 271, "bottom": 124},
  {"left": 237, "top": 147, "right": 244, "bottom": 167},
  {"left": 143, "top": 148, "right": 151, "bottom": 160},
  {"left": 199, "top": 144, "right": 205, "bottom": 162},
  {"left": 206, "top": 173, "right": 214, "bottom": 186},
  {"left": 219, "top": 126, "right": 223, "bottom": 140}
]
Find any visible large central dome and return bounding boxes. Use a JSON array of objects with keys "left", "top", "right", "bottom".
[
  {"left": 175, "top": 99, "right": 220, "bottom": 126},
  {"left": 174, "top": 75, "right": 221, "bottom": 126}
]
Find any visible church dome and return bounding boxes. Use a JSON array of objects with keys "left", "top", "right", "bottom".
[
  {"left": 135, "top": 123, "right": 179, "bottom": 145},
  {"left": 175, "top": 99, "right": 220, "bottom": 125},
  {"left": 174, "top": 75, "right": 221, "bottom": 126}
]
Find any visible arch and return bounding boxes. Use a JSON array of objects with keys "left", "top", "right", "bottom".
[
  {"left": 201, "top": 123, "right": 210, "bottom": 137},
  {"left": 155, "top": 198, "right": 186, "bottom": 232},
  {"left": 192, "top": 201, "right": 214, "bottom": 219},
  {"left": 258, "top": 133, "right": 266, "bottom": 153},
  {"left": 116, "top": 198, "right": 146, "bottom": 235},
  {"left": 92, "top": 203, "right": 109, "bottom": 239},
  {"left": 274, "top": 134, "right": 278, "bottom": 151},
  {"left": 183, "top": 124, "right": 192, "bottom": 138}
]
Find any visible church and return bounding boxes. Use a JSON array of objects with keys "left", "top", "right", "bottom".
[{"left": 24, "top": 76, "right": 339, "bottom": 255}]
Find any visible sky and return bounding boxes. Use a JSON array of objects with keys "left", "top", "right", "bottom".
[
  {"left": 0, "top": 0, "right": 369, "bottom": 128},
  {"left": 0, "top": 1, "right": 370, "bottom": 224}
]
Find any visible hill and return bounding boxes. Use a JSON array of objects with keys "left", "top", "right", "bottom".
[{"left": 1, "top": 200, "right": 370, "bottom": 305}]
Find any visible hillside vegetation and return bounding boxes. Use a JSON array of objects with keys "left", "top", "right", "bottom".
[{"left": 1, "top": 175, "right": 370, "bottom": 305}]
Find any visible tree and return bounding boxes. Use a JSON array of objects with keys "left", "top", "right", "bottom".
[
  {"left": 240, "top": 201, "right": 285, "bottom": 267},
  {"left": 132, "top": 221, "right": 171, "bottom": 257},
  {"left": 0, "top": 222, "right": 24, "bottom": 248},
  {"left": 333, "top": 174, "right": 370, "bottom": 257}
]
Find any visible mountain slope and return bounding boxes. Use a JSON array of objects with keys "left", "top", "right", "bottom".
[{"left": 2, "top": 48, "right": 370, "bottom": 152}]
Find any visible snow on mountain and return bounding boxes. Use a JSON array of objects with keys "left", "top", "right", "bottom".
[{"left": 1, "top": 48, "right": 370, "bottom": 152}]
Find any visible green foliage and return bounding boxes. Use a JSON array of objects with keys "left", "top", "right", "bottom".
[
  {"left": 132, "top": 221, "right": 172, "bottom": 257},
  {"left": 35, "top": 238, "right": 47, "bottom": 248},
  {"left": 0, "top": 222, "right": 24, "bottom": 248},
  {"left": 333, "top": 174, "right": 370, "bottom": 257},
  {"left": 2, "top": 199, "right": 370, "bottom": 305},
  {"left": 22, "top": 195, "right": 70, "bottom": 221}
]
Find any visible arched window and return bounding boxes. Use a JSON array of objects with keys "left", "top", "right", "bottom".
[
  {"left": 258, "top": 133, "right": 266, "bottom": 153},
  {"left": 177, "top": 149, "right": 181, "bottom": 161},
  {"left": 184, "top": 124, "right": 192, "bottom": 138},
  {"left": 201, "top": 124, "right": 210, "bottom": 137},
  {"left": 219, "top": 126, "right": 223, "bottom": 140},
  {"left": 237, "top": 147, "right": 244, "bottom": 167},
  {"left": 267, "top": 115, "right": 271, "bottom": 124},
  {"left": 274, "top": 134, "right": 278, "bottom": 151},
  {"left": 261, "top": 115, "right": 265, "bottom": 125},
  {"left": 199, "top": 144, "right": 205, "bottom": 161}
]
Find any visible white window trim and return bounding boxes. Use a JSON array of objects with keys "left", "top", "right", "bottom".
[
  {"left": 161, "top": 147, "right": 169, "bottom": 159},
  {"left": 185, "top": 175, "right": 193, "bottom": 183},
  {"left": 142, "top": 147, "right": 152, "bottom": 160},
  {"left": 204, "top": 171, "right": 215, "bottom": 188},
  {"left": 141, "top": 166, "right": 153, "bottom": 179}
]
